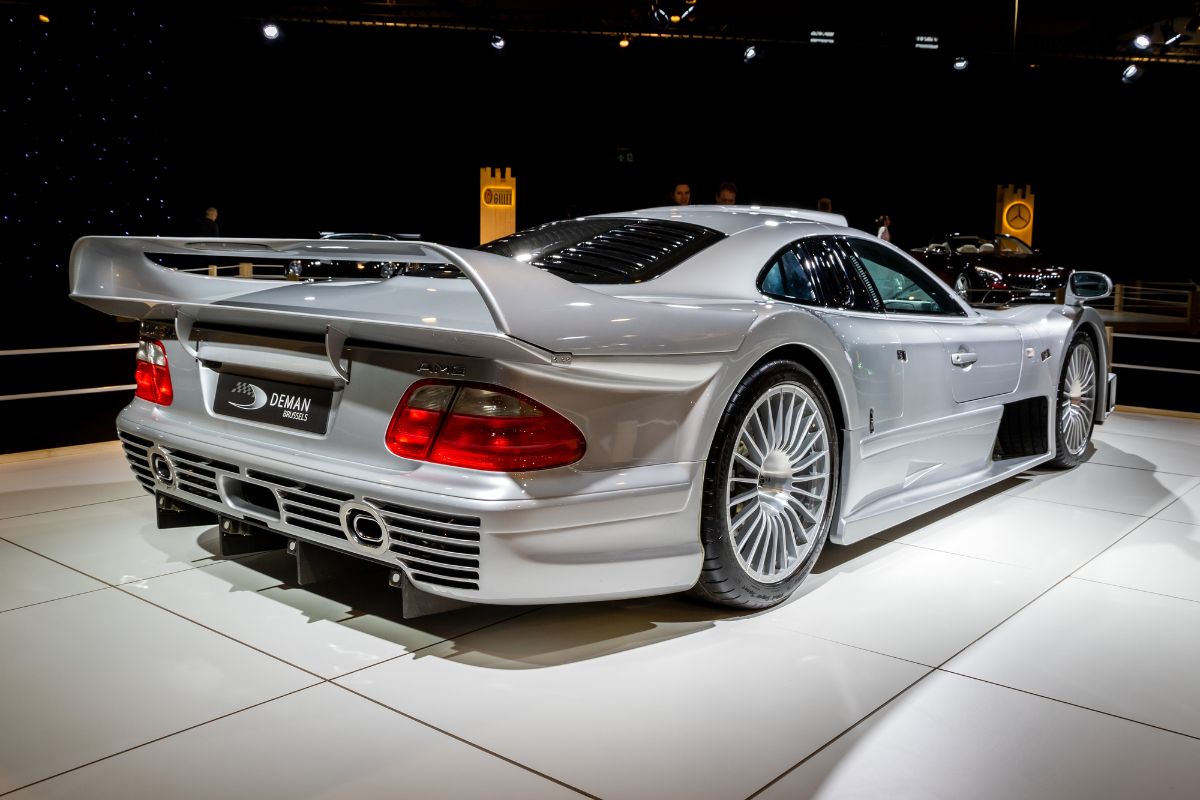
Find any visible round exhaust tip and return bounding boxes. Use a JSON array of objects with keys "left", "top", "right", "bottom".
[
  {"left": 146, "top": 446, "right": 177, "bottom": 487},
  {"left": 339, "top": 501, "right": 390, "bottom": 555}
]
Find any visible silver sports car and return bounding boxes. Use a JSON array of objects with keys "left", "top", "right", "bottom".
[{"left": 70, "top": 205, "right": 1116, "bottom": 612}]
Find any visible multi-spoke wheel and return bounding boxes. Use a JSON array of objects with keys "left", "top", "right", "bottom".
[
  {"left": 691, "top": 360, "right": 839, "bottom": 609},
  {"left": 1050, "top": 333, "right": 1097, "bottom": 468},
  {"left": 954, "top": 272, "right": 973, "bottom": 301}
]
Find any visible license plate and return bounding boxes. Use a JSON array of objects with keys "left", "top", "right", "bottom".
[{"left": 213, "top": 373, "right": 333, "bottom": 434}]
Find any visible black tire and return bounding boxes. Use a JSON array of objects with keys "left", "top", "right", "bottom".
[
  {"left": 1049, "top": 333, "right": 1098, "bottom": 468},
  {"left": 690, "top": 359, "right": 840, "bottom": 609}
]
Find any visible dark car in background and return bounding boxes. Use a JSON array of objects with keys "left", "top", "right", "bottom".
[{"left": 910, "top": 233, "right": 1067, "bottom": 305}]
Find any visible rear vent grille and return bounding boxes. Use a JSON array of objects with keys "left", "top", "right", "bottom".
[
  {"left": 113, "top": 433, "right": 483, "bottom": 589},
  {"left": 118, "top": 432, "right": 155, "bottom": 493},
  {"left": 481, "top": 217, "right": 724, "bottom": 284},
  {"left": 169, "top": 449, "right": 222, "bottom": 502},
  {"left": 370, "top": 499, "right": 482, "bottom": 591},
  {"left": 249, "top": 470, "right": 352, "bottom": 541}
]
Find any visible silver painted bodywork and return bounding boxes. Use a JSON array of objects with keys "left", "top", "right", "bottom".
[{"left": 70, "top": 205, "right": 1113, "bottom": 604}]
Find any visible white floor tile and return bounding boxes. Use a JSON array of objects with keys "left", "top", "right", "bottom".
[
  {"left": 765, "top": 540, "right": 1054, "bottom": 665},
  {"left": 947, "top": 578, "right": 1200, "bottom": 738},
  {"left": 0, "top": 496, "right": 223, "bottom": 585},
  {"left": 0, "top": 442, "right": 143, "bottom": 520},
  {"left": 7, "top": 683, "right": 580, "bottom": 800},
  {"left": 1003, "top": 462, "right": 1199, "bottom": 517},
  {"left": 0, "top": 589, "right": 316, "bottom": 794},
  {"left": 336, "top": 600, "right": 928, "bottom": 800},
  {"left": 759, "top": 671, "right": 1200, "bottom": 800},
  {"left": 123, "top": 549, "right": 537, "bottom": 678},
  {"left": 1157, "top": 484, "right": 1200, "bottom": 526},
  {"left": 875, "top": 494, "right": 1142, "bottom": 576},
  {"left": 1098, "top": 412, "right": 1200, "bottom": 446},
  {"left": 1075, "top": 518, "right": 1200, "bottom": 604},
  {"left": 0, "top": 539, "right": 105, "bottom": 613},
  {"left": 1089, "top": 429, "right": 1200, "bottom": 476}
]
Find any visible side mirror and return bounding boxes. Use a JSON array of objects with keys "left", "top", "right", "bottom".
[{"left": 1064, "top": 271, "right": 1112, "bottom": 306}]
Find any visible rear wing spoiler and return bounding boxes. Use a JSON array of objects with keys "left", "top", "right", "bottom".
[{"left": 69, "top": 236, "right": 756, "bottom": 361}]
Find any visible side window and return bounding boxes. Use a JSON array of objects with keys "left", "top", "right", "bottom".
[
  {"left": 842, "top": 238, "right": 965, "bottom": 316},
  {"left": 802, "top": 237, "right": 878, "bottom": 312},
  {"left": 759, "top": 248, "right": 818, "bottom": 304}
]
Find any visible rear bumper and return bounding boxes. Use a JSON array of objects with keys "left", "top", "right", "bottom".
[{"left": 116, "top": 411, "right": 704, "bottom": 604}]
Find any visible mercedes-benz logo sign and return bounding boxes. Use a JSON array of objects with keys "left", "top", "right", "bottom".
[{"left": 1005, "top": 201, "right": 1032, "bottom": 230}]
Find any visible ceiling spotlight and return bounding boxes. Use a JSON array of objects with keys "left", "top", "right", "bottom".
[
  {"left": 262, "top": 22, "right": 280, "bottom": 41},
  {"left": 743, "top": 45, "right": 757, "bottom": 63},
  {"left": 490, "top": 34, "right": 506, "bottom": 50},
  {"left": 1121, "top": 63, "right": 1142, "bottom": 83},
  {"left": 650, "top": 1, "right": 698, "bottom": 26},
  {"left": 618, "top": 36, "right": 630, "bottom": 48},
  {"left": 953, "top": 56, "right": 969, "bottom": 70},
  {"left": 1132, "top": 33, "right": 1152, "bottom": 50},
  {"left": 37, "top": 13, "right": 49, "bottom": 23}
]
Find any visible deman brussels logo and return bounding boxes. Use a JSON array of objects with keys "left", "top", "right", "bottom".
[{"left": 214, "top": 374, "right": 333, "bottom": 434}]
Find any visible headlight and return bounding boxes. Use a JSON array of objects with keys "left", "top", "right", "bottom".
[{"left": 974, "top": 266, "right": 1004, "bottom": 286}]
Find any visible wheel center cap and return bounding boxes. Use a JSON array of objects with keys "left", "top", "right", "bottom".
[{"left": 759, "top": 451, "right": 792, "bottom": 495}]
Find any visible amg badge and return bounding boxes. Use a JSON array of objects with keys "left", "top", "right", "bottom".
[{"left": 418, "top": 362, "right": 465, "bottom": 377}]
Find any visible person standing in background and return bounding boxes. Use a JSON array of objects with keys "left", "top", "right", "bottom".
[
  {"left": 715, "top": 182, "right": 737, "bottom": 204},
  {"left": 670, "top": 181, "right": 692, "bottom": 206},
  {"left": 875, "top": 214, "right": 891, "bottom": 242},
  {"left": 817, "top": 197, "right": 833, "bottom": 213},
  {"left": 199, "top": 207, "right": 220, "bottom": 236}
]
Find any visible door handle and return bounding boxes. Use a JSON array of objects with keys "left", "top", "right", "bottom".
[{"left": 951, "top": 351, "right": 978, "bottom": 367}]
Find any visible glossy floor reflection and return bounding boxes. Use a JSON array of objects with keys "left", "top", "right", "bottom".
[{"left": 2, "top": 411, "right": 1199, "bottom": 798}]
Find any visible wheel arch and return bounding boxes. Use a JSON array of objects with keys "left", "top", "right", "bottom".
[
  {"left": 745, "top": 343, "right": 848, "bottom": 439},
  {"left": 1073, "top": 313, "right": 1111, "bottom": 422}
]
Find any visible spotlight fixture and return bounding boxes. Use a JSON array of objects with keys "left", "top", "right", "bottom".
[
  {"left": 1121, "top": 63, "right": 1142, "bottom": 83},
  {"left": 1132, "top": 32, "right": 1152, "bottom": 49},
  {"left": 743, "top": 45, "right": 757, "bottom": 63},
  {"left": 618, "top": 36, "right": 630, "bottom": 48},
  {"left": 37, "top": 13, "right": 49, "bottom": 23},
  {"left": 953, "top": 56, "right": 969, "bottom": 70},
  {"left": 650, "top": 1, "right": 698, "bottom": 26},
  {"left": 1159, "top": 21, "right": 1187, "bottom": 49},
  {"left": 490, "top": 34, "right": 506, "bottom": 50},
  {"left": 262, "top": 22, "right": 281, "bottom": 41}
]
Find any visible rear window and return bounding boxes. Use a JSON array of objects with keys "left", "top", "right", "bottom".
[{"left": 479, "top": 217, "right": 725, "bottom": 284}]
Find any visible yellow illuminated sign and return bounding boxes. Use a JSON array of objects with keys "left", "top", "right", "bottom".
[{"left": 481, "top": 186, "right": 514, "bottom": 207}]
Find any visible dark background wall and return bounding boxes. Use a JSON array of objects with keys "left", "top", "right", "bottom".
[{"left": 2, "top": 4, "right": 1197, "bottom": 452}]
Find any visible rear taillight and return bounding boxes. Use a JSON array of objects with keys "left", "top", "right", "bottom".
[
  {"left": 385, "top": 381, "right": 585, "bottom": 471},
  {"left": 134, "top": 339, "right": 173, "bottom": 406}
]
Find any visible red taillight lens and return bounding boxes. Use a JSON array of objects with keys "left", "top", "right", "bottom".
[
  {"left": 385, "top": 381, "right": 585, "bottom": 471},
  {"left": 385, "top": 383, "right": 456, "bottom": 459},
  {"left": 134, "top": 339, "right": 173, "bottom": 406}
]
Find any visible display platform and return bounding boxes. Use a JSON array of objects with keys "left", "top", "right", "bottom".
[{"left": 1, "top": 410, "right": 1199, "bottom": 798}]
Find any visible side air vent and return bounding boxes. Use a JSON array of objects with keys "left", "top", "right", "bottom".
[
  {"left": 994, "top": 396, "right": 1050, "bottom": 460},
  {"left": 369, "top": 499, "right": 482, "bottom": 591}
]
